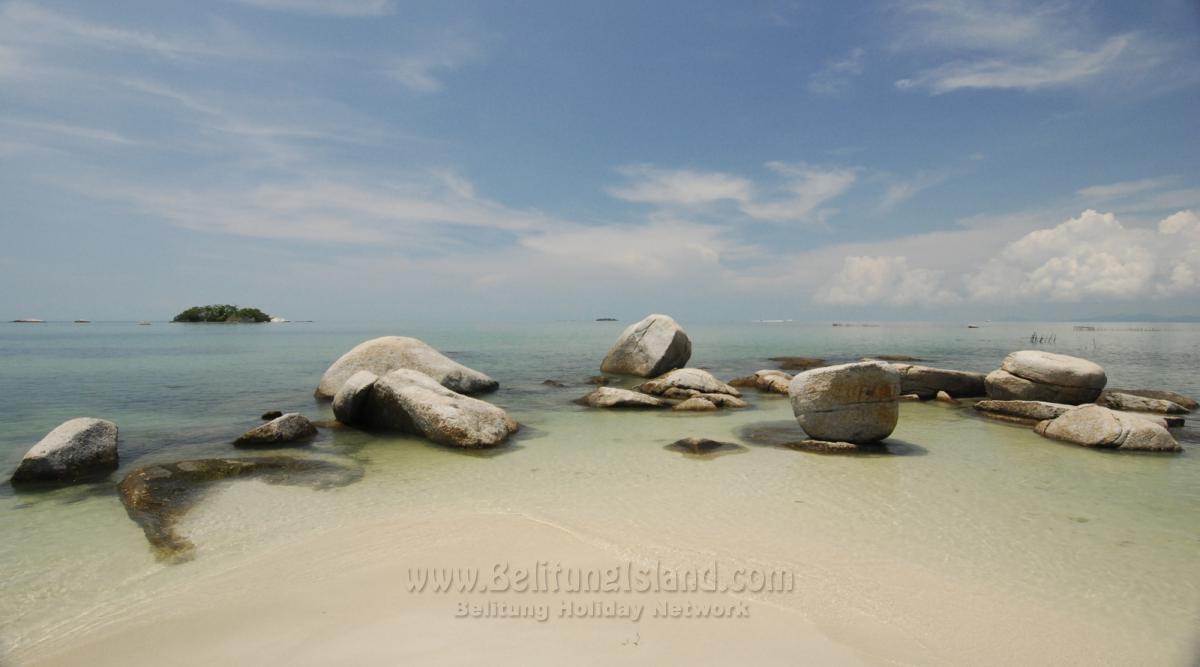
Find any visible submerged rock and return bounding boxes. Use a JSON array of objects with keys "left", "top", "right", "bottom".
[
  {"left": 1106, "top": 388, "right": 1197, "bottom": 411},
  {"left": 117, "top": 457, "right": 362, "bottom": 561},
  {"left": 332, "top": 370, "right": 378, "bottom": 424},
  {"left": 985, "top": 351, "right": 1106, "bottom": 404},
  {"left": 893, "top": 364, "right": 986, "bottom": 400},
  {"left": 1034, "top": 405, "right": 1181, "bottom": 452},
  {"left": 600, "top": 314, "right": 691, "bottom": 377},
  {"left": 769, "top": 356, "right": 826, "bottom": 371},
  {"left": 673, "top": 397, "right": 718, "bottom": 412},
  {"left": 586, "top": 375, "right": 614, "bottom": 386},
  {"left": 788, "top": 361, "right": 901, "bottom": 444},
  {"left": 666, "top": 437, "right": 743, "bottom": 455},
  {"left": 11, "top": 418, "right": 119, "bottom": 484},
  {"left": 637, "top": 368, "right": 740, "bottom": 398},
  {"left": 1098, "top": 391, "right": 1188, "bottom": 415},
  {"left": 972, "top": 400, "right": 1074, "bottom": 424},
  {"left": 785, "top": 439, "right": 888, "bottom": 454},
  {"left": 233, "top": 413, "right": 317, "bottom": 447},
  {"left": 365, "top": 370, "right": 518, "bottom": 448},
  {"left": 541, "top": 379, "right": 567, "bottom": 388},
  {"left": 575, "top": 387, "right": 669, "bottom": 409},
  {"left": 316, "top": 336, "right": 498, "bottom": 398}
]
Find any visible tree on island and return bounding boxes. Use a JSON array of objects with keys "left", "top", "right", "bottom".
[{"left": 172, "top": 305, "right": 272, "bottom": 323}]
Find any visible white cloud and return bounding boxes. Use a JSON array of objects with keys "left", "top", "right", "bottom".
[
  {"left": 1076, "top": 177, "right": 1175, "bottom": 202},
  {"left": 229, "top": 0, "right": 393, "bottom": 16},
  {"left": 818, "top": 256, "right": 960, "bottom": 306},
  {"left": 388, "top": 38, "right": 479, "bottom": 93},
  {"left": 610, "top": 162, "right": 857, "bottom": 224},
  {"left": 607, "top": 165, "right": 751, "bottom": 207},
  {"left": 0, "top": 116, "right": 136, "bottom": 145},
  {"left": 0, "top": 2, "right": 253, "bottom": 62},
  {"left": 807, "top": 47, "right": 865, "bottom": 95},
  {"left": 967, "top": 209, "right": 1192, "bottom": 302},
  {"left": 877, "top": 170, "right": 950, "bottom": 211},
  {"left": 520, "top": 219, "right": 741, "bottom": 279},
  {"left": 892, "top": 1, "right": 1170, "bottom": 94}
]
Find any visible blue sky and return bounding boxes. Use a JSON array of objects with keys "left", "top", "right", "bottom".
[{"left": 2, "top": 0, "right": 1199, "bottom": 321}]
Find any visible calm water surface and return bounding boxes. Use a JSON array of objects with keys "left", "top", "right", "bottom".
[{"left": 1, "top": 320, "right": 1198, "bottom": 663}]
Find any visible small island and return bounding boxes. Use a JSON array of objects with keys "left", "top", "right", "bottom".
[{"left": 172, "top": 305, "right": 271, "bottom": 323}]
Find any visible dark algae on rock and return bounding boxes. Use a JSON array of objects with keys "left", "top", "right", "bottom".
[{"left": 117, "top": 457, "right": 362, "bottom": 562}]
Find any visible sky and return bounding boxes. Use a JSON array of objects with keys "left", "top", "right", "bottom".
[{"left": 1, "top": 0, "right": 1199, "bottom": 322}]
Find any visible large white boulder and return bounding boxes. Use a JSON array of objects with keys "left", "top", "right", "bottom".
[
  {"left": 316, "top": 336, "right": 497, "bottom": 399},
  {"left": 364, "top": 370, "right": 518, "bottom": 448},
  {"left": 788, "top": 361, "right": 901, "bottom": 444},
  {"left": 600, "top": 314, "right": 691, "bottom": 377},
  {"left": 11, "top": 418, "right": 118, "bottom": 483},
  {"left": 637, "top": 368, "right": 740, "bottom": 397},
  {"left": 1034, "top": 405, "right": 1180, "bottom": 452},
  {"left": 332, "top": 370, "right": 378, "bottom": 424},
  {"left": 985, "top": 351, "right": 1106, "bottom": 404},
  {"left": 575, "top": 387, "right": 670, "bottom": 409}
]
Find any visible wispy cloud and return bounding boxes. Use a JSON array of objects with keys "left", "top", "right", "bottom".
[
  {"left": 876, "top": 169, "right": 951, "bottom": 212},
  {"left": 807, "top": 47, "right": 865, "bottom": 96},
  {"left": 387, "top": 36, "right": 480, "bottom": 93},
  {"left": 229, "top": 0, "right": 394, "bottom": 16},
  {"left": 1077, "top": 177, "right": 1177, "bottom": 202},
  {"left": 609, "top": 162, "right": 857, "bottom": 224},
  {"left": 891, "top": 0, "right": 1172, "bottom": 94},
  {"left": 0, "top": 116, "right": 136, "bottom": 145}
]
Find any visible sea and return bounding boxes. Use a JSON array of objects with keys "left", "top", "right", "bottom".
[{"left": 1, "top": 320, "right": 1198, "bottom": 664}]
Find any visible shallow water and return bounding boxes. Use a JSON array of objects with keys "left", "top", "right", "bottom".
[{"left": 1, "top": 321, "right": 1198, "bottom": 664}]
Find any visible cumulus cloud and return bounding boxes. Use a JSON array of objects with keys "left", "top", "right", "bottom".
[
  {"left": 609, "top": 162, "right": 857, "bottom": 224},
  {"left": 818, "top": 256, "right": 960, "bottom": 306},
  {"left": 967, "top": 209, "right": 1200, "bottom": 302}
]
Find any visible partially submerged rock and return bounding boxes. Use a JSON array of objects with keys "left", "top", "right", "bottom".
[
  {"left": 1034, "top": 405, "right": 1181, "bottom": 452},
  {"left": 637, "top": 368, "right": 740, "bottom": 398},
  {"left": 234, "top": 413, "right": 317, "bottom": 447},
  {"left": 1098, "top": 391, "right": 1187, "bottom": 415},
  {"left": 973, "top": 400, "right": 1074, "bottom": 424},
  {"left": 865, "top": 354, "right": 922, "bottom": 362},
  {"left": 316, "top": 336, "right": 498, "bottom": 398},
  {"left": 935, "top": 390, "right": 959, "bottom": 405},
  {"left": 697, "top": 393, "right": 748, "bottom": 408},
  {"left": 744, "top": 369, "right": 792, "bottom": 394},
  {"left": 769, "top": 356, "right": 826, "bottom": 371},
  {"left": 893, "top": 364, "right": 986, "bottom": 400},
  {"left": 600, "top": 314, "right": 691, "bottom": 377},
  {"left": 364, "top": 370, "right": 518, "bottom": 448},
  {"left": 1106, "top": 388, "right": 1197, "bottom": 411},
  {"left": 587, "top": 375, "right": 614, "bottom": 385},
  {"left": 118, "top": 457, "right": 362, "bottom": 561},
  {"left": 332, "top": 370, "right": 378, "bottom": 424},
  {"left": 985, "top": 351, "right": 1106, "bottom": 404},
  {"left": 260, "top": 410, "right": 283, "bottom": 420},
  {"left": 541, "top": 379, "right": 567, "bottom": 388},
  {"left": 788, "top": 361, "right": 900, "bottom": 444},
  {"left": 11, "top": 418, "right": 119, "bottom": 484},
  {"left": 575, "top": 387, "right": 669, "bottom": 409},
  {"left": 673, "top": 397, "right": 718, "bottom": 412},
  {"left": 666, "top": 437, "right": 743, "bottom": 455},
  {"left": 785, "top": 439, "right": 888, "bottom": 454}
]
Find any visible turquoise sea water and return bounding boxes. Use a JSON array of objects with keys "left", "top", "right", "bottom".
[{"left": 1, "top": 320, "right": 1198, "bottom": 663}]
